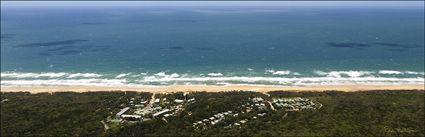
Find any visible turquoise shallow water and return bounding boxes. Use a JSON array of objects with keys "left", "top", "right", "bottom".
[{"left": 1, "top": 2, "right": 424, "bottom": 87}]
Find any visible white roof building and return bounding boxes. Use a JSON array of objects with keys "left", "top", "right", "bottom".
[
  {"left": 116, "top": 107, "right": 130, "bottom": 119},
  {"left": 174, "top": 99, "right": 184, "bottom": 103},
  {"left": 121, "top": 114, "right": 143, "bottom": 121},
  {"left": 121, "top": 114, "right": 141, "bottom": 119},
  {"left": 153, "top": 109, "right": 170, "bottom": 117}
]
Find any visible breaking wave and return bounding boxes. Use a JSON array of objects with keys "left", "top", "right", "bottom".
[
  {"left": 314, "top": 70, "right": 374, "bottom": 78},
  {"left": 67, "top": 73, "right": 103, "bottom": 78},
  {"left": 1, "top": 79, "right": 127, "bottom": 87},
  {"left": 1, "top": 72, "right": 68, "bottom": 78},
  {"left": 115, "top": 73, "right": 132, "bottom": 78},
  {"left": 1, "top": 72, "right": 103, "bottom": 79},
  {"left": 207, "top": 73, "right": 223, "bottom": 76},
  {"left": 1, "top": 70, "right": 424, "bottom": 87},
  {"left": 266, "top": 69, "right": 295, "bottom": 75},
  {"left": 378, "top": 70, "right": 425, "bottom": 75}
]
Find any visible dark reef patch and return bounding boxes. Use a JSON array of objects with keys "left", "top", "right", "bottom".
[
  {"left": 40, "top": 49, "right": 82, "bottom": 56},
  {"left": 327, "top": 42, "right": 422, "bottom": 50},
  {"left": 176, "top": 19, "right": 201, "bottom": 23},
  {"left": 56, "top": 50, "right": 81, "bottom": 55},
  {"left": 371, "top": 42, "right": 422, "bottom": 49},
  {"left": 15, "top": 40, "right": 89, "bottom": 48},
  {"left": 1, "top": 34, "right": 15, "bottom": 39},
  {"left": 160, "top": 46, "right": 216, "bottom": 51},
  {"left": 47, "top": 46, "right": 78, "bottom": 52},
  {"left": 81, "top": 22, "right": 105, "bottom": 25},
  {"left": 40, "top": 49, "right": 81, "bottom": 56},
  {"left": 14, "top": 39, "right": 110, "bottom": 56},
  {"left": 168, "top": 46, "right": 185, "bottom": 50},
  {"left": 386, "top": 48, "right": 406, "bottom": 52},
  {"left": 84, "top": 46, "right": 110, "bottom": 52},
  {"left": 327, "top": 42, "right": 371, "bottom": 49},
  {"left": 195, "top": 47, "right": 216, "bottom": 51},
  {"left": 161, "top": 46, "right": 185, "bottom": 50},
  {"left": 40, "top": 44, "right": 109, "bottom": 56}
]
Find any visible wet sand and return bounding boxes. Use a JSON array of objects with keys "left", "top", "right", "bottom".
[{"left": 1, "top": 84, "right": 424, "bottom": 93}]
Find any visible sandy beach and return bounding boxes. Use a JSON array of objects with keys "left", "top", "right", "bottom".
[{"left": 1, "top": 84, "right": 424, "bottom": 93}]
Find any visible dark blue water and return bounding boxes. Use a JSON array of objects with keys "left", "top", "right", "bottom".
[{"left": 1, "top": 2, "right": 424, "bottom": 87}]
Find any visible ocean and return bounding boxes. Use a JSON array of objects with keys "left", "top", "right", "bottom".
[{"left": 1, "top": 1, "right": 424, "bottom": 87}]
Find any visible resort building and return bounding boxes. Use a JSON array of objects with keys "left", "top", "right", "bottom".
[
  {"left": 116, "top": 107, "right": 130, "bottom": 119},
  {"left": 121, "top": 115, "right": 143, "bottom": 121},
  {"left": 153, "top": 109, "right": 170, "bottom": 118}
]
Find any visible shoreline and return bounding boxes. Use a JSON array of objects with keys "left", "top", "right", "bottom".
[{"left": 1, "top": 84, "right": 424, "bottom": 93}]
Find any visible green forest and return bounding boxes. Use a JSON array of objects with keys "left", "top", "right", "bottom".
[{"left": 1, "top": 90, "right": 424, "bottom": 136}]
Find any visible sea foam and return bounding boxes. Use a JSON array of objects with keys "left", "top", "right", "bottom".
[
  {"left": 67, "top": 73, "right": 103, "bottom": 78},
  {"left": 266, "top": 69, "right": 292, "bottom": 75},
  {"left": 1, "top": 79, "right": 127, "bottom": 87},
  {"left": 1, "top": 72, "right": 104, "bottom": 79},
  {"left": 1, "top": 76, "right": 423, "bottom": 87},
  {"left": 207, "top": 73, "right": 223, "bottom": 76},
  {"left": 379, "top": 70, "right": 403, "bottom": 75},
  {"left": 378, "top": 70, "right": 425, "bottom": 75},
  {"left": 1, "top": 70, "right": 424, "bottom": 87},
  {"left": 115, "top": 73, "right": 132, "bottom": 78},
  {"left": 1, "top": 72, "right": 68, "bottom": 78},
  {"left": 314, "top": 71, "right": 374, "bottom": 78}
]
